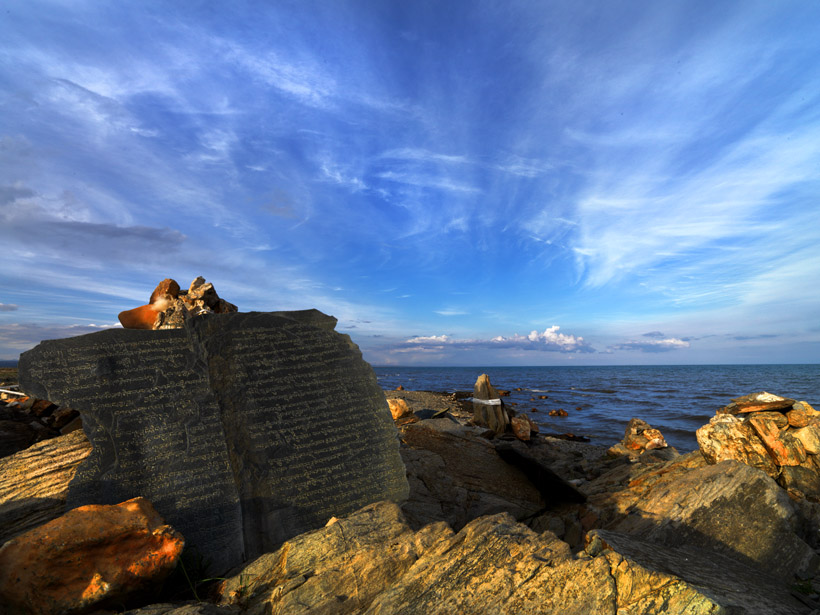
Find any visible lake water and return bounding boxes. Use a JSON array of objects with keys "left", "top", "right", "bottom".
[{"left": 373, "top": 364, "right": 820, "bottom": 452}]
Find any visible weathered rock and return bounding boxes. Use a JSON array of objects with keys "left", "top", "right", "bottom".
[
  {"left": 118, "top": 303, "right": 163, "bottom": 329},
  {"left": 779, "top": 465, "right": 820, "bottom": 497},
  {"left": 510, "top": 415, "right": 531, "bottom": 441},
  {"left": 621, "top": 417, "right": 667, "bottom": 452},
  {"left": 149, "top": 278, "right": 181, "bottom": 304},
  {"left": 399, "top": 418, "right": 545, "bottom": 530},
  {"left": 749, "top": 411, "right": 807, "bottom": 466},
  {"left": 793, "top": 423, "right": 820, "bottom": 455},
  {"left": 696, "top": 412, "right": 779, "bottom": 477},
  {"left": 123, "top": 603, "right": 240, "bottom": 615},
  {"left": 729, "top": 391, "right": 796, "bottom": 414},
  {"left": 0, "top": 430, "right": 92, "bottom": 544},
  {"left": 387, "top": 398, "right": 412, "bottom": 420},
  {"left": 217, "top": 501, "right": 444, "bottom": 615},
  {"left": 471, "top": 373, "right": 509, "bottom": 435},
  {"left": 548, "top": 408, "right": 568, "bottom": 417},
  {"left": 0, "top": 497, "right": 184, "bottom": 615},
  {"left": 788, "top": 407, "right": 811, "bottom": 428},
  {"left": 795, "top": 401, "right": 820, "bottom": 417},
  {"left": 19, "top": 310, "right": 408, "bottom": 575},
  {"left": 0, "top": 419, "right": 37, "bottom": 458},
  {"left": 598, "top": 459, "right": 818, "bottom": 582}
]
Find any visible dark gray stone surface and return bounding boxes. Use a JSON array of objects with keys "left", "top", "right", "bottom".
[{"left": 19, "top": 310, "right": 408, "bottom": 574}]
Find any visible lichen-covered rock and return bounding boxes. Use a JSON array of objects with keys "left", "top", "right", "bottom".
[
  {"left": 696, "top": 412, "right": 778, "bottom": 477},
  {"left": 0, "top": 497, "right": 184, "bottom": 615},
  {"left": 723, "top": 391, "right": 797, "bottom": 414},
  {"left": 748, "top": 411, "right": 807, "bottom": 466},
  {"left": 510, "top": 415, "right": 531, "bottom": 441}
]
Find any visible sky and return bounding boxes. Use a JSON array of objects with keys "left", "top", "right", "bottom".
[{"left": 1, "top": 0, "right": 819, "bottom": 366}]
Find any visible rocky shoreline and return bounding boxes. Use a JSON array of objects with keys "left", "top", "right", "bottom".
[{"left": 4, "top": 365, "right": 820, "bottom": 613}]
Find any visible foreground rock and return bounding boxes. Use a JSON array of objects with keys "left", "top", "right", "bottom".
[
  {"left": 697, "top": 392, "right": 820, "bottom": 498},
  {"left": 0, "top": 497, "right": 183, "bottom": 615},
  {"left": 19, "top": 309, "right": 408, "bottom": 575},
  {"left": 217, "top": 499, "right": 807, "bottom": 614},
  {"left": 0, "top": 430, "right": 92, "bottom": 544}
]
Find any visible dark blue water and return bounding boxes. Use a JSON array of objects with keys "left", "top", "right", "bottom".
[{"left": 373, "top": 365, "right": 820, "bottom": 452}]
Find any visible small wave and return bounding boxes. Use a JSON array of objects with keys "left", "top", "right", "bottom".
[
  {"left": 526, "top": 389, "right": 550, "bottom": 393},
  {"left": 577, "top": 388, "right": 617, "bottom": 394}
]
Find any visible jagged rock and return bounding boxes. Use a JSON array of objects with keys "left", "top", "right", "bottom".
[
  {"left": 471, "top": 373, "right": 509, "bottom": 435},
  {"left": 387, "top": 398, "right": 412, "bottom": 420},
  {"left": 216, "top": 501, "right": 447, "bottom": 615},
  {"left": 119, "top": 277, "right": 238, "bottom": 330},
  {"left": 788, "top": 407, "right": 811, "bottom": 428},
  {"left": 398, "top": 418, "right": 545, "bottom": 530},
  {"left": 123, "top": 604, "right": 240, "bottom": 615},
  {"left": 722, "top": 391, "right": 797, "bottom": 414},
  {"left": 593, "top": 458, "right": 818, "bottom": 582},
  {"left": 749, "top": 411, "right": 807, "bottom": 466},
  {"left": 793, "top": 423, "right": 820, "bottom": 455},
  {"left": 510, "top": 415, "right": 531, "bottom": 441},
  {"left": 696, "top": 412, "right": 779, "bottom": 477},
  {"left": 0, "top": 497, "right": 184, "bottom": 615},
  {"left": 780, "top": 465, "right": 820, "bottom": 497},
  {"left": 0, "top": 430, "right": 92, "bottom": 544}
]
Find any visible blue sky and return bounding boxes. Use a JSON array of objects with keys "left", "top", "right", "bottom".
[{"left": 1, "top": 0, "right": 819, "bottom": 366}]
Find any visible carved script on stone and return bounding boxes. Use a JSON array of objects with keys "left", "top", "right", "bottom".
[{"left": 19, "top": 310, "right": 408, "bottom": 574}]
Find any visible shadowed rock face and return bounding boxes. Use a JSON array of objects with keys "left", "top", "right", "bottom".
[{"left": 18, "top": 310, "right": 408, "bottom": 575}]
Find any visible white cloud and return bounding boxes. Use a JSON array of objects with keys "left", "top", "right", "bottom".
[
  {"left": 610, "top": 337, "right": 690, "bottom": 353},
  {"left": 401, "top": 326, "right": 594, "bottom": 353}
]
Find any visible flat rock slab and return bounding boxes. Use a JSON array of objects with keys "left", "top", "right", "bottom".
[{"left": 18, "top": 310, "right": 408, "bottom": 574}]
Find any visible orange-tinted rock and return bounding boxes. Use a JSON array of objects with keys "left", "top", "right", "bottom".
[
  {"left": 794, "top": 401, "right": 820, "bottom": 417},
  {"left": 748, "top": 411, "right": 806, "bottom": 466},
  {"left": 549, "top": 409, "right": 568, "bottom": 417},
  {"left": 523, "top": 414, "right": 539, "bottom": 434},
  {"left": 787, "top": 407, "right": 810, "bottom": 428},
  {"left": 510, "top": 415, "right": 531, "bottom": 441},
  {"left": 396, "top": 385, "right": 404, "bottom": 391},
  {"left": 730, "top": 391, "right": 796, "bottom": 414},
  {"left": 696, "top": 413, "right": 779, "bottom": 478},
  {"left": 118, "top": 304, "right": 160, "bottom": 329},
  {"left": 0, "top": 497, "right": 184, "bottom": 615},
  {"left": 148, "top": 278, "right": 180, "bottom": 304},
  {"left": 387, "top": 398, "right": 412, "bottom": 420},
  {"left": 793, "top": 424, "right": 820, "bottom": 455}
]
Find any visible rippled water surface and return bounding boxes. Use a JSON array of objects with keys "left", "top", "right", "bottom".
[{"left": 373, "top": 365, "right": 820, "bottom": 451}]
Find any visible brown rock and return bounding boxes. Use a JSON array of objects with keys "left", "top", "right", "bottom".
[
  {"left": 510, "top": 415, "right": 531, "bottom": 441},
  {"left": 794, "top": 401, "right": 820, "bottom": 417},
  {"left": 0, "top": 497, "right": 184, "bottom": 615},
  {"left": 49, "top": 407, "right": 80, "bottom": 431},
  {"left": 792, "top": 423, "right": 820, "bottom": 455},
  {"left": 0, "top": 430, "right": 93, "bottom": 545},
  {"left": 28, "top": 399, "right": 57, "bottom": 418},
  {"left": 538, "top": 395, "right": 548, "bottom": 399},
  {"left": 620, "top": 418, "right": 667, "bottom": 452},
  {"left": 523, "top": 414, "right": 539, "bottom": 434},
  {"left": 731, "top": 391, "right": 796, "bottom": 413},
  {"left": 149, "top": 278, "right": 181, "bottom": 304},
  {"left": 118, "top": 304, "right": 161, "bottom": 329},
  {"left": 387, "top": 398, "right": 412, "bottom": 420},
  {"left": 787, "top": 407, "right": 810, "bottom": 428},
  {"left": 748, "top": 411, "right": 806, "bottom": 466},
  {"left": 696, "top": 413, "right": 779, "bottom": 478},
  {"left": 395, "top": 385, "right": 404, "bottom": 391},
  {"left": 548, "top": 409, "right": 568, "bottom": 417},
  {"left": 779, "top": 465, "right": 820, "bottom": 496},
  {"left": 399, "top": 418, "right": 545, "bottom": 530},
  {"left": 0, "top": 420, "right": 37, "bottom": 458}
]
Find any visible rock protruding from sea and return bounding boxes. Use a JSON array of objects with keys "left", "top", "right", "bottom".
[
  {"left": 697, "top": 392, "right": 820, "bottom": 498},
  {"left": 607, "top": 417, "right": 676, "bottom": 462},
  {"left": 118, "top": 276, "right": 237, "bottom": 330},
  {"left": 0, "top": 497, "right": 183, "bottom": 615}
]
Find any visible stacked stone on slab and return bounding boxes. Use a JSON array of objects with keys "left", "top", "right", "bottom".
[
  {"left": 118, "top": 276, "right": 238, "bottom": 330},
  {"left": 697, "top": 392, "right": 820, "bottom": 498}
]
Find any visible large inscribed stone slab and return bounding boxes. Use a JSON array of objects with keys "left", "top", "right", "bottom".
[{"left": 18, "top": 310, "right": 408, "bottom": 574}]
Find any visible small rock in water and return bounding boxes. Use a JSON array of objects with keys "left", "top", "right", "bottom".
[{"left": 549, "top": 408, "right": 568, "bottom": 417}]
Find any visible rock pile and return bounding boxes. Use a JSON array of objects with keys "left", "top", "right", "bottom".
[
  {"left": 697, "top": 392, "right": 820, "bottom": 499},
  {"left": 1, "top": 384, "right": 79, "bottom": 459},
  {"left": 118, "top": 276, "right": 237, "bottom": 330}
]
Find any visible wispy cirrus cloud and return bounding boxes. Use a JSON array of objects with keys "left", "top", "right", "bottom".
[
  {"left": 609, "top": 336, "right": 690, "bottom": 353},
  {"left": 0, "top": 304, "right": 19, "bottom": 312}
]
